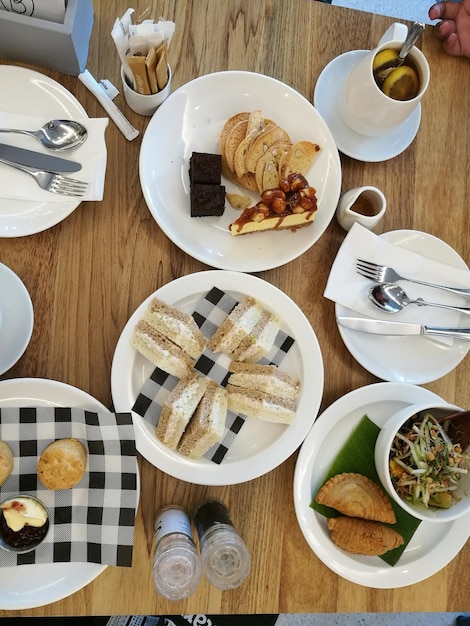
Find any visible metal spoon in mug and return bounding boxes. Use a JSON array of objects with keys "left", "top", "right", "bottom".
[
  {"left": 0, "top": 119, "right": 87, "bottom": 151},
  {"left": 375, "top": 21, "right": 426, "bottom": 82},
  {"left": 368, "top": 282, "right": 470, "bottom": 315}
]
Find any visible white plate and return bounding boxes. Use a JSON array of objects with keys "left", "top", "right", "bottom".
[
  {"left": 0, "top": 263, "right": 34, "bottom": 375},
  {"left": 293, "top": 381, "right": 470, "bottom": 588},
  {"left": 139, "top": 70, "right": 341, "bottom": 272},
  {"left": 336, "top": 230, "right": 470, "bottom": 383},
  {"left": 314, "top": 51, "right": 421, "bottom": 162},
  {"left": 0, "top": 66, "right": 87, "bottom": 237},
  {"left": 0, "top": 378, "right": 107, "bottom": 610},
  {"left": 111, "top": 270, "right": 324, "bottom": 485}
]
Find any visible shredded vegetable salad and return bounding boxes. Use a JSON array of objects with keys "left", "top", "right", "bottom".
[{"left": 389, "top": 412, "right": 470, "bottom": 509}]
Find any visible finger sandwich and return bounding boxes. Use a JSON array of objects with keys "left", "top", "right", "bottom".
[
  {"left": 207, "top": 296, "right": 263, "bottom": 355},
  {"left": 230, "top": 310, "right": 280, "bottom": 362},
  {"left": 178, "top": 380, "right": 228, "bottom": 459},
  {"left": 226, "top": 362, "right": 301, "bottom": 424},
  {"left": 131, "top": 297, "right": 207, "bottom": 379},
  {"left": 156, "top": 373, "right": 209, "bottom": 449}
]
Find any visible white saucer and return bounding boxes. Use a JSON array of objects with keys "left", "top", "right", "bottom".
[
  {"left": 314, "top": 50, "right": 421, "bottom": 162},
  {"left": 0, "top": 263, "right": 34, "bottom": 375},
  {"left": 336, "top": 230, "right": 470, "bottom": 384}
]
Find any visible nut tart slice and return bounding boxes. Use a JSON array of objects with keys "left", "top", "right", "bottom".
[{"left": 229, "top": 172, "right": 318, "bottom": 236}]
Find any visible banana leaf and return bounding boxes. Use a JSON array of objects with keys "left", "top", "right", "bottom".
[{"left": 310, "top": 414, "right": 421, "bottom": 566}]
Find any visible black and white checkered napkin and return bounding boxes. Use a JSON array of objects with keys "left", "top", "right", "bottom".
[
  {"left": 132, "top": 287, "right": 295, "bottom": 463},
  {"left": 0, "top": 407, "right": 137, "bottom": 568}
]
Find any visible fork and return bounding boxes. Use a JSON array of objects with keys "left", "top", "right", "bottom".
[
  {"left": 0, "top": 157, "right": 88, "bottom": 197},
  {"left": 356, "top": 258, "right": 470, "bottom": 299}
]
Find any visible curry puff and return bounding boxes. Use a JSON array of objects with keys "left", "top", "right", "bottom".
[
  {"left": 315, "top": 472, "right": 396, "bottom": 524},
  {"left": 327, "top": 517, "right": 404, "bottom": 556}
]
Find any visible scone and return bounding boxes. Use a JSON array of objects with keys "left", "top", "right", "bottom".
[
  {"left": 37, "top": 438, "right": 87, "bottom": 490},
  {"left": 0, "top": 440, "right": 13, "bottom": 486}
]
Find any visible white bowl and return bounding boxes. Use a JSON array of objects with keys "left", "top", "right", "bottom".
[{"left": 374, "top": 401, "right": 470, "bottom": 523}]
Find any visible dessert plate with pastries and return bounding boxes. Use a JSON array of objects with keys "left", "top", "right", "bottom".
[
  {"left": 139, "top": 70, "right": 341, "bottom": 272},
  {"left": 112, "top": 270, "right": 324, "bottom": 485},
  {"left": 293, "top": 382, "right": 470, "bottom": 588},
  {"left": 0, "top": 377, "right": 139, "bottom": 610}
]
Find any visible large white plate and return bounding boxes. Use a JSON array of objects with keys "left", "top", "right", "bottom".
[
  {"left": 293, "top": 381, "right": 470, "bottom": 588},
  {"left": 336, "top": 230, "right": 470, "bottom": 383},
  {"left": 0, "top": 378, "right": 107, "bottom": 610},
  {"left": 0, "top": 263, "right": 34, "bottom": 375},
  {"left": 0, "top": 66, "right": 86, "bottom": 237},
  {"left": 139, "top": 70, "right": 341, "bottom": 272},
  {"left": 111, "top": 270, "right": 324, "bottom": 485}
]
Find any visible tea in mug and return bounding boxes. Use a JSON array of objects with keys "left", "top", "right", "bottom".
[{"left": 373, "top": 48, "right": 420, "bottom": 101}]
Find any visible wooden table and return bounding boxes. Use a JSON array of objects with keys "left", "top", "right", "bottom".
[{"left": 1, "top": 0, "right": 469, "bottom": 617}]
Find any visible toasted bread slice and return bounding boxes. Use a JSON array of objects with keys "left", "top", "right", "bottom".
[
  {"left": 254, "top": 141, "right": 290, "bottom": 192},
  {"left": 279, "top": 140, "right": 321, "bottom": 179},
  {"left": 245, "top": 125, "right": 291, "bottom": 173},
  {"left": 220, "top": 112, "right": 250, "bottom": 157},
  {"left": 246, "top": 109, "right": 265, "bottom": 135},
  {"left": 156, "top": 373, "right": 209, "bottom": 449},
  {"left": 226, "top": 193, "right": 252, "bottom": 210},
  {"left": 224, "top": 120, "right": 249, "bottom": 173},
  {"left": 177, "top": 380, "right": 228, "bottom": 459}
]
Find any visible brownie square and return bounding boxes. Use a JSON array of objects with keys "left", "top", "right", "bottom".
[
  {"left": 190, "top": 183, "right": 226, "bottom": 217},
  {"left": 189, "top": 152, "right": 222, "bottom": 184}
]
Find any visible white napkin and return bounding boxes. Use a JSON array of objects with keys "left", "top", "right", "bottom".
[
  {"left": 0, "top": 113, "right": 109, "bottom": 202},
  {"left": 324, "top": 223, "right": 470, "bottom": 344}
]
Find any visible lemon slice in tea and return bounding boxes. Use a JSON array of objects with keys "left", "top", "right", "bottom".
[
  {"left": 382, "top": 65, "right": 419, "bottom": 101},
  {"left": 373, "top": 48, "right": 399, "bottom": 73}
]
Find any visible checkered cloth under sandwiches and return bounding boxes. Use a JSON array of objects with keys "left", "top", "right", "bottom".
[{"left": 0, "top": 407, "right": 137, "bottom": 567}]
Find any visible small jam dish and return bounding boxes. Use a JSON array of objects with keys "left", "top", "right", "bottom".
[{"left": 0, "top": 495, "right": 50, "bottom": 554}]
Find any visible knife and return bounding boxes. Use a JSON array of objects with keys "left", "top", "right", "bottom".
[
  {"left": 336, "top": 316, "right": 470, "bottom": 341},
  {"left": 0, "top": 143, "right": 82, "bottom": 172}
]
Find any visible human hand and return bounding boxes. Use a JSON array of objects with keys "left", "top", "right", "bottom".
[{"left": 429, "top": 0, "right": 470, "bottom": 57}]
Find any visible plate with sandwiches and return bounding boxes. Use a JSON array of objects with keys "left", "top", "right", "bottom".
[
  {"left": 111, "top": 270, "right": 324, "bottom": 485},
  {"left": 139, "top": 70, "right": 341, "bottom": 272}
]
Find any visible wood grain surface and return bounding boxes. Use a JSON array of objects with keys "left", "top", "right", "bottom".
[{"left": 0, "top": 0, "right": 469, "bottom": 617}]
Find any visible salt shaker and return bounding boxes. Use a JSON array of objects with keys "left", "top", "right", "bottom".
[
  {"left": 152, "top": 505, "right": 201, "bottom": 600},
  {"left": 194, "top": 498, "right": 251, "bottom": 590}
]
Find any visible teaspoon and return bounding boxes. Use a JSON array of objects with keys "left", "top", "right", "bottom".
[
  {"left": 0, "top": 119, "right": 87, "bottom": 152},
  {"left": 368, "top": 282, "right": 470, "bottom": 315}
]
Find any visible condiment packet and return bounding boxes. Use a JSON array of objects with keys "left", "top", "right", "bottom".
[{"left": 111, "top": 8, "right": 175, "bottom": 95}]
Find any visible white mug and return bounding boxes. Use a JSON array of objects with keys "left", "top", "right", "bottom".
[
  {"left": 336, "top": 186, "right": 386, "bottom": 231},
  {"left": 121, "top": 65, "right": 172, "bottom": 116},
  {"left": 339, "top": 23, "right": 430, "bottom": 136}
]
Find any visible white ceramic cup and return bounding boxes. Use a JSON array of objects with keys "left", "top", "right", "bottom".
[
  {"left": 336, "top": 185, "right": 386, "bottom": 231},
  {"left": 339, "top": 23, "right": 430, "bottom": 136},
  {"left": 120, "top": 65, "right": 172, "bottom": 116}
]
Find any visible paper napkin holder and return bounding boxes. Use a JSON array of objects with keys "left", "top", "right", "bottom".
[{"left": 0, "top": 0, "right": 93, "bottom": 76}]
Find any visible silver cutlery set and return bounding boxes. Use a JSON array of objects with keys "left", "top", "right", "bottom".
[
  {"left": 336, "top": 258, "right": 470, "bottom": 340},
  {"left": 0, "top": 119, "right": 88, "bottom": 197}
]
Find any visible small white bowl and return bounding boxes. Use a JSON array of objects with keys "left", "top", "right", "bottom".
[
  {"left": 0, "top": 495, "right": 50, "bottom": 554},
  {"left": 374, "top": 402, "right": 470, "bottom": 523}
]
